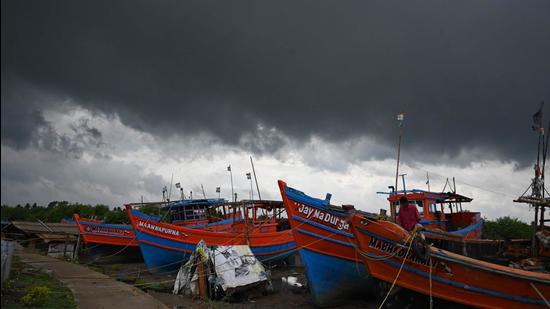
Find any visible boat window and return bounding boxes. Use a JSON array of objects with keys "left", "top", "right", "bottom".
[
  {"left": 430, "top": 203, "right": 437, "bottom": 213},
  {"left": 393, "top": 200, "right": 423, "bottom": 213}
]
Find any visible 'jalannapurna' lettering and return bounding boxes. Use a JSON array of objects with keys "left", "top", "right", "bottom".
[{"left": 137, "top": 220, "right": 180, "bottom": 236}]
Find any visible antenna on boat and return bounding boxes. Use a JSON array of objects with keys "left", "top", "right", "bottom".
[
  {"left": 246, "top": 172, "right": 253, "bottom": 200},
  {"left": 162, "top": 186, "right": 167, "bottom": 202},
  {"left": 426, "top": 172, "right": 431, "bottom": 191},
  {"left": 399, "top": 174, "right": 407, "bottom": 192},
  {"left": 175, "top": 182, "right": 184, "bottom": 200},
  {"left": 250, "top": 156, "right": 262, "bottom": 200},
  {"left": 201, "top": 184, "right": 207, "bottom": 199},
  {"left": 227, "top": 164, "right": 235, "bottom": 202},
  {"left": 168, "top": 173, "right": 174, "bottom": 202}
]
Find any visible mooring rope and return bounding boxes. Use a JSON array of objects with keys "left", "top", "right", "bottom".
[
  {"left": 377, "top": 230, "right": 417, "bottom": 309},
  {"left": 530, "top": 282, "right": 550, "bottom": 308}
]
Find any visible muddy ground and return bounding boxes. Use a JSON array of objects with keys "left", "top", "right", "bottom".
[{"left": 88, "top": 257, "right": 466, "bottom": 309}]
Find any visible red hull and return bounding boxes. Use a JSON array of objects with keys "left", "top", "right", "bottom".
[
  {"left": 351, "top": 214, "right": 550, "bottom": 308},
  {"left": 73, "top": 214, "right": 138, "bottom": 247}
]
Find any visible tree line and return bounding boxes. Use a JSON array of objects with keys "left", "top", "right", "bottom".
[
  {"left": 1, "top": 202, "right": 534, "bottom": 240},
  {"left": 1, "top": 201, "right": 160, "bottom": 224}
]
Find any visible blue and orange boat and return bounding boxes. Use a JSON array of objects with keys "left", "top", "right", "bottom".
[
  {"left": 351, "top": 211, "right": 550, "bottom": 308},
  {"left": 383, "top": 188, "right": 483, "bottom": 239},
  {"left": 278, "top": 180, "right": 375, "bottom": 306},
  {"left": 279, "top": 180, "right": 550, "bottom": 308},
  {"left": 126, "top": 199, "right": 296, "bottom": 273}
]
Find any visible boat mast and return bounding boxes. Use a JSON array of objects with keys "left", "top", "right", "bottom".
[
  {"left": 395, "top": 113, "right": 404, "bottom": 194},
  {"left": 250, "top": 156, "right": 262, "bottom": 200},
  {"left": 514, "top": 101, "right": 549, "bottom": 256},
  {"left": 393, "top": 112, "right": 405, "bottom": 221}
]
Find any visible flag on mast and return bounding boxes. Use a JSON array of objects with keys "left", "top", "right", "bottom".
[
  {"left": 227, "top": 165, "right": 231, "bottom": 171},
  {"left": 175, "top": 183, "right": 181, "bottom": 189},
  {"left": 533, "top": 101, "right": 544, "bottom": 132},
  {"left": 215, "top": 187, "right": 220, "bottom": 193},
  {"left": 397, "top": 112, "right": 405, "bottom": 127}
]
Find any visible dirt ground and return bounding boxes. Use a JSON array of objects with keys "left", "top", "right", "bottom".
[{"left": 91, "top": 257, "right": 468, "bottom": 309}]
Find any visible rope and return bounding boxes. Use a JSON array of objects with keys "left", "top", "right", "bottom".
[
  {"left": 429, "top": 259, "right": 433, "bottom": 309},
  {"left": 530, "top": 282, "right": 550, "bottom": 308},
  {"left": 377, "top": 230, "right": 416, "bottom": 309}
]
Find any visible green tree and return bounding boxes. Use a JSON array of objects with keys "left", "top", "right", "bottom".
[{"left": 482, "top": 216, "right": 532, "bottom": 240}]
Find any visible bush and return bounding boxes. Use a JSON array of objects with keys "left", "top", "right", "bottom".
[
  {"left": 482, "top": 216, "right": 532, "bottom": 240},
  {"left": 21, "top": 285, "right": 51, "bottom": 306}
]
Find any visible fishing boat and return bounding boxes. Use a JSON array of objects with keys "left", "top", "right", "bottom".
[
  {"left": 384, "top": 188, "right": 482, "bottom": 239},
  {"left": 126, "top": 199, "right": 296, "bottom": 273},
  {"left": 278, "top": 180, "right": 375, "bottom": 306},
  {"left": 381, "top": 187, "right": 509, "bottom": 261},
  {"left": 73, "top": 213, "right": 137, "bottom": 247},
  {"left": 278, "top": 181, "right": 550, "bottom": 308},
  {"left": 351, "top": 212, "right": 550, "bottom": 308},
  {"left": 73, "top": 213, "right": 142, "bottom": 261}
]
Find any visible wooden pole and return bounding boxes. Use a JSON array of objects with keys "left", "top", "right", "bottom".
[
  {"left": 73, "top": 234, "right": 81, "bottom": 262},
  {"left": 63, "top": 234, "right": 69, "bottom": 259},
  {"left": 533, "top": 206, "right": 539, "bottom": 256},
  {"left": 197, "top": 260, "right": 207, "bottom": 300}
]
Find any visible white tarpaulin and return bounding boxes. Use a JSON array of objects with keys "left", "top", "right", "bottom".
[
  {"left": 173, "top": 241, "right": 269, "bottom": 297},
  {"left": 212, "top": 245, "right": 268, "bottom": 291}
]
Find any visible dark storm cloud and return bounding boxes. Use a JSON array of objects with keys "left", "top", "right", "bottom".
[
  {"left": 1, "top": 80, "right": 107, "bottom": 158},
  {"left": 2, "top": 0, "right": 550, "bottom": 165}
]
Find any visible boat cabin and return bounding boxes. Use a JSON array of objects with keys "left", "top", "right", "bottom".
[
  {"left": 161, "top": 198, "right": 226, "bottom": 227},
  {"left": 385, "top": 189, "right": 482, "bottom": 236}
]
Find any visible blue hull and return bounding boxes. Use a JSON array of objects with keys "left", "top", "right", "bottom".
[
  {"left": 299, "top": 248, "right": 374, "bottom": 306},
  {"left": 82, "top": 244, "right": 143, "bottom": 263},
  {"left": 132, "top": 210, "right": 296, "bottom": 273},
  {"left": 134, "top": 229, "right": 194, "bottom": 273},
  {"left": 137, "top": 232, "right": 297, "bottom": 273}
]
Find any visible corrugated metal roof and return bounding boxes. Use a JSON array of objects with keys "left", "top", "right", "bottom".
[{"left": 11, "top": 221, "right": 79, "bottom": 235}]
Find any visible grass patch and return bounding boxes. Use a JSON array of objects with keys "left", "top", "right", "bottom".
[
  {"left": 134, "top": 278, "right": 165, "bottom": 291},
  {"left": 1, "top": 256, "right": 76, "bottom": 309}
]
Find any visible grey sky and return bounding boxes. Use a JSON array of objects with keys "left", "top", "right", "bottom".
[{"left": 1, "top": 1, "right": 549, "bottom": 221}]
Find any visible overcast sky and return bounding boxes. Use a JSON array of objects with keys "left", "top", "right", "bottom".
[{"left": 2, "top": 1, "right": 550, "bottom": 222}]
